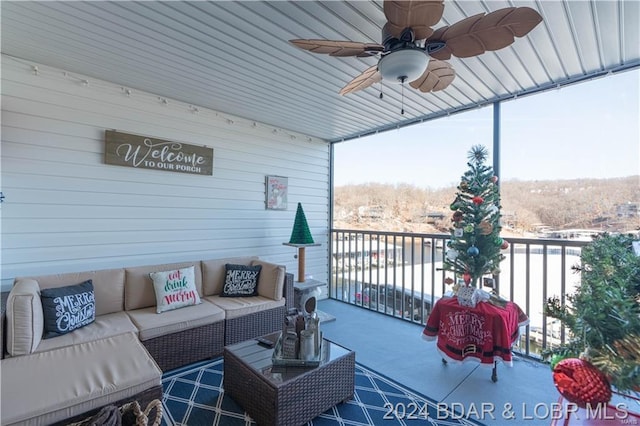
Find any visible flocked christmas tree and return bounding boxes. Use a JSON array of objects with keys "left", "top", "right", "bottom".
[{"left": 443, "top": 145, "right": 506, "bottom": 287}]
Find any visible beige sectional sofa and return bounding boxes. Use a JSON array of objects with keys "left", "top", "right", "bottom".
[{"left": 1, "top": 256, "right": 293, "bottom": 426}]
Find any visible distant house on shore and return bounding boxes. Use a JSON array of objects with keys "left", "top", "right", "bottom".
[
  {"left": 424, "top": 212, "right": 445, "bottom": 224},
  {"left": 358, "top": 205, "right": 385, "bottom": 220},
  {"left": 616, "top": 202, "right": 639, "bottom": 218}
]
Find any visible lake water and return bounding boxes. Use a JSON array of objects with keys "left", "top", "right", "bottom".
[{"left": 334, "top": 243, "right": 582, "bottom": 333}]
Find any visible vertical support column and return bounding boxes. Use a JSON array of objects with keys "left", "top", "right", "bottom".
[
  {"left": 297, "top": 247, "right": 306, "bottom": 282},
  {"left": 284, "top": 242, "right": 319, "bottom": 284},
  {"left": 493, "top": 101, "right": 502, "bottom": 294},
  {"left": 493, "top": 101, "right": 501, "bottom": 185}
]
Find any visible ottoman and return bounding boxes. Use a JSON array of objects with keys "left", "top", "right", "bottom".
[{"left": 1, "top": 332, "right": 162, "bottom": 426}]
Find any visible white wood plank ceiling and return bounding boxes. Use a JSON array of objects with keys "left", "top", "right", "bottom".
[{"left": 2, "top": 1, "right": 638, "bottom": 142}]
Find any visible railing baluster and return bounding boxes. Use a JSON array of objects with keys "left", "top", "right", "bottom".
[
  {"left": 560, "top": 246, "right": 567, "bottom": 346},
  {"left": 525, "top": 243, "right": 531, "bottom": 356},
  {"left": 392, "top": 235, "right": 398, "bottom": 318},
  {"left": 542, "top": 244, "right": 548, "bottom": 351}
]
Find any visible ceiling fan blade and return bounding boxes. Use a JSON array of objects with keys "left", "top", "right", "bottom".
[
  {"left": 427, "top": 7, "right": 542, "bottom": 60},
  {"left": 339, "top": 66, "right": 382, "bottom": 95},
  {"left": 383, "top": 1, "right": 444, "bottom": 41},
  {"left": 290, "top": 39, "right": 384, "bottom": 57},
  {"left": 409, "top": 59, "right": 455, "bottom": 92}
]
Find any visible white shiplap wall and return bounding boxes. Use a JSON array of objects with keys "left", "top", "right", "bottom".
[{"left": 0, "top": 56, "right": 330, "bottom": 291}]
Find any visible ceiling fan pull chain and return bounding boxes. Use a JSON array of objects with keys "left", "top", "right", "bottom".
[
  {"left": 401, "top": 79, "right": 405, "bottom": 115},
  {"left": 379, "top": 82, "right": 383, "bottom": 99}
]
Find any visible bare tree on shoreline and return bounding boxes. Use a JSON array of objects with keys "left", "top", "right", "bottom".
[{"left": 334, "top": 176, "right": 640, "bottom": 235}]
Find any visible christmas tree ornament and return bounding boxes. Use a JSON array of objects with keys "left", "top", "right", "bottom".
[
  {"left": 494, "top": 237, "right": 504, "bottom": 246},
  {"left": 603, "top": 264, "right": 615, "bottom": 277},
  {"left": 552, "top": 358, "right": 612, "bottom": 408},
  {"left": 454, "top": 227, "right": 464, "bottom": 237},
  {"left": 444, "top": 277, "right": 454, "bottom": 285},
  {"left": 446, "top": 248, "right": 459, "bottom": 261},
  {"left": 491, "top": 175, "right": 499, "bottom": 183},
  {"left": 501, "top": 240, "right": 510, "bottom": 250},
  {"left": 463, "top": 224, "right": 474, "bottom": 233},
  {"left": 472, "top": 196, "right": 484, "bottom": 205},
  {"left": 452, "top": 211, "right": 463, "bottom": 222},
  {"left": 468, "top": 145, "right": 489, "bottom": 162},
  {"left": 467, "top": 246, "right": 480, "bottom": 256},
  {"left": 479, "top": 221, "right": 493, "bottom": 235},
  {"left": 460, "top": 181, "right": 469, "bottom": 190},
  {"left": 450, "top": 202, "right": 458, "bottom": 211}
]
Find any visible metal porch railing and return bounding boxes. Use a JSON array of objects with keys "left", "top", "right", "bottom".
[{"left": 329, "top": 229, "right": 588, "bottom": 358}]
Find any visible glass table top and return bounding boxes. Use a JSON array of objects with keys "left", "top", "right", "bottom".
[{"left": 225, "top": 331, "right": 353, "bottom": 385}]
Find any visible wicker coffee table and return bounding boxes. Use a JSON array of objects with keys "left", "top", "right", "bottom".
[{"left": 223, "top": 332, "right": 355, "bottom": 426}]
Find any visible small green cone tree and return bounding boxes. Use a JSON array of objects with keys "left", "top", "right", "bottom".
[
  {"left": 289, "top": 202, "right": 315, "bottom": 245},
  {"left": 443, "top": 145, "right": 505, "bottom": 287}
]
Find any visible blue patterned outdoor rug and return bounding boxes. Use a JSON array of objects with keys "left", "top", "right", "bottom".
[{"left": 161, "top": 358, "right": 484, "bottom": 425}]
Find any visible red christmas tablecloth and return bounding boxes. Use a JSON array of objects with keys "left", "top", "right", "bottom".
[{"left": 422, "top": 296, "right": 529, "bottom": 366}]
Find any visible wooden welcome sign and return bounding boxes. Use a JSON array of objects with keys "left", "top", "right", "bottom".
[{"left": 105, "top": 130, "right": 214, "bottom": 176}]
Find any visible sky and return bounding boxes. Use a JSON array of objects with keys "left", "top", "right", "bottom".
[{"left": 333, "top": 69, "right": 639, "bottom": 189}]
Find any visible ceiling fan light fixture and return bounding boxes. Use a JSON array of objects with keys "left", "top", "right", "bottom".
[{"left": 378, "top": 49, "right": 429, "bottom": 83}]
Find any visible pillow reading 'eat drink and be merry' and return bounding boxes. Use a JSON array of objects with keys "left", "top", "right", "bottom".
[{"left": 150, "top": 266, "right": 202, "bottom": 313}]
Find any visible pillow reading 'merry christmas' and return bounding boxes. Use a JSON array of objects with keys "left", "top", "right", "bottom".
[
  {"left": 41, "top": 280, "right": 96, "bottom": 339},
  {"left": 222, "top": 264, "right": 262, "bottom": 297},
  {"left": 150, "top": 266, "right": 201, "bottom": 313}
]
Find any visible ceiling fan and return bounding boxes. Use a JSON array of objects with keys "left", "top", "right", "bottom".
[{"left": 290, "top": 1, "right": 543, "bottom": 97}]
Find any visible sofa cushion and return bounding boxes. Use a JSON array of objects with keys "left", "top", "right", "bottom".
[
  {"left": 221, "top": 264, "right": 261, "bottom": 297},
  {"left": 0, "top": 332, "right": 161, "bottom": 426},
  {"left": 34, "top": 312, "right": 138, "bottom": 354},
  {"left": 205, "top": 295, "right": 285, "bottom": 320},
  {"left": 6, "top": 279, "right": 44, "bottom": 356},
  {"left": 201, "top": 256, "right": 258, "bottom": 296},
  {"left": 126, "top": 301, "right": 225, "bottom": 341},
  {"left": 150, "top": 266, "right": 201, "bottom": 313},
  {"left": 252, "top": 259, "right": 286, "bottom": 301},
  {"left": 23, "top": 268, "right": 125, "bottom": 316},
  {"left": 125, "top": 262, "right": 203, "bottom": 311},
  {"left": 41, "top": 280, "right": 96, "bottom": 339}
]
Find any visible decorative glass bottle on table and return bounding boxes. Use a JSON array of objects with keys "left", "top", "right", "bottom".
[{"left": 274, "top": 308, "right": 322, "bottom": 366}]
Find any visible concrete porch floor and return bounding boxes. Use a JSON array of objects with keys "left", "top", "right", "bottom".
[{"left": 317, "top": 299, "right": 639, "bottom": 425}]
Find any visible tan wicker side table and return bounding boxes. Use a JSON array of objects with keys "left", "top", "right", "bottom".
[{"left": 223, "top": 332, "right": 355, "bottom": 426}]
